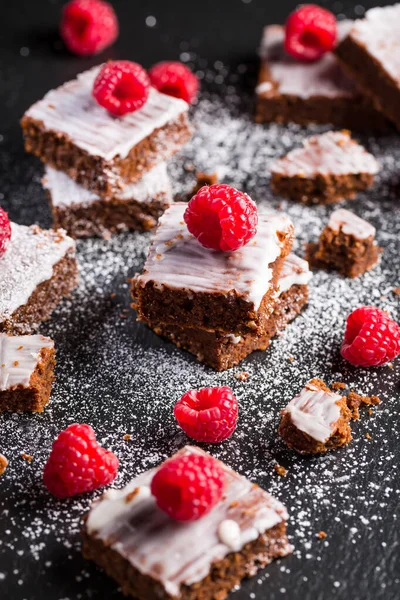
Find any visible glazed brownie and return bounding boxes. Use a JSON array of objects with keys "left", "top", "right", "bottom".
[
  {"left": 278, "top": 379, "right": 352, "bottom": 454},
  {"left": 306, "top": 208, "right": 380, "bottom": 278},
  {"left": 335, "top": 5, "right": 400, "bottom": 129},
  {"left": 0, "top": 333, "right": 55, "bottom": 412},
  {"left": 0, "top": 223, "right": 78, "bottom": 334},
  {"left": 43, "top": 162, "right": 172, "bottom": 238},
  {"left": 255, "top": 22, "right": 388, "bottom": 129},
  {"left": 82, "top": 446, "right": 292, "bottom": 600},
  {"left": 150, "top": 254, "right": 311, "bottom": 371},
  {"left": 271, "top": 131, "right": 379, "bottom": 205},
  {"left": 21, "top": 66, "right": 192, "bottom": 198},
  {"left": 131, "top": 203, "right": 294, "bottom": 335}
]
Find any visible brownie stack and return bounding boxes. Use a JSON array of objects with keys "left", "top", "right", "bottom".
[
  {"left": 132, "top": 203, "right": 312, "bottom": 370},
  {"left": 21, "top": 65, "right": 193, "bottom": 238}
]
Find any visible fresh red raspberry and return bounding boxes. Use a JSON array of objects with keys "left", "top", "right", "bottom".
[
  {"left": 341, "top": 306, "right": 400, "bottom": 367},
  {"left": 174, "top": 387, "right": 238, "bottom": 443},
  {"left": 60, "top": 0, "right": 119, "bottom": 56},
  {"left": 43, "top": 424, "right": 119, "bottom": 498},
  {"left": 184, "top": 184, "right": 258, "bottom": 252},
  {"left": 93, "top": 61, "right": 150, "bottom": 116},
  {"left": 285, "top": 4, "right": 337, "bottom": 62},
  {"left": 151, "top": 453, "right": 225, "bottom": 521},
  {"left": 0, "top": 208, "right": 11, "bottom": 258},
  {"left": 149, "top": 61, "right": 199, "bottom": 104}
]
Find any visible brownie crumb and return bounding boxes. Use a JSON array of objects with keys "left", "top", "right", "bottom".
[
  {"left": 0, "top": 454, "right": 8, "bottom": 475},
  {"left": 234, "top": 371, "right": 249, "bottom": 382},
  {"left": 125, "top": 488, "right": 140, "bottom": 503},
  {"left": 274, "top": 464, "right": 288, "bottom": 477},
  {"left": 123, "top": 434, "right": 131, "bottom": 441},
  {"left": 332, "top": 381, "right": 347, "bottom": 391},
  {"left": 347, "top": 391, "right": 381, "bottom": 420},
  {"left": 317, "top": 531, "right": 327, "bottom": 539},
  {"left": 192, "top": 171, "right": 218, "bottom": 195},
  {"left": 21, "top": 452, "right": 33, "bottom": 463},
  {"left": 287, "top": 355, "right": 294, "bottom": 362},
  {"left": 366, "top": 433, "right": 372, "bottom": 440},
  {"left": 393, "top": 287, "right": 400, "bottom": 295}
]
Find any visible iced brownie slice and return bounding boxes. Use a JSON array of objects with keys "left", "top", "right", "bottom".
[
  {"left": 0, "top": 223, "right": 78, "bottom": 334},
  {"left": 335, "top": 5, "right": 400, "bottom": 130},
  {"left": 131, "top": 203, "right": 294, "bottom": 335},
  {"left": 152, "top": 254, "right": 311, "bottom": 371},
  {"left": 279, "top": 379, "right": 352, "bottom": 454},
  {"left": 271, "top": 131, "right": 379, "bottom": 205},
  {"left": 0, "top": 333, "right": 55, "bottom": 412},
  {"left": 82, "top": 446, "right": 292, "bottom": 600},
  {"left": 43, "top": 162, "right": 172, "bottom": 238},
  {"left": 306, "top": 208, "right": 380, "bottom": 278},
  {"left": 21, "top": 66, "right": 191, "bottom": 198},
  {"left": 255, "top": 22, "right": 388, "bottom": 129}
]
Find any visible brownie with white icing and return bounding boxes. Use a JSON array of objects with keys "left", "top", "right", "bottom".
[
  {"left": 43, "top": 162, "right": 172, "bottom": 238},
  {"left": 82, "top": 446, "right": 292, "bottom": 600},
  {"left": 21, "top": 66, "right": 192, "bottom": 198},
  {"left": 255, "top": 23, "right": 388, "bottom": 130},
  {"left": 150, "top": 254, "right": 312, "bottom": 371},
  {"left": 306, "top": 208, "right": 380, "bottom": 278},
  {"left": 0, "top": 333, "right": 55, "bottom": 412},
  {"left": 279, "top": 379, "right": 352, "bottom": 454},
  {"left": 0, "top": 223, "right": 78, "bottom": 334},
  {"left": 271, "top": 130, "right": 379, "bottom": 205},
  {"left": 131, "top": 203, "right": 294, "bottom": 336},
  {"left": 335, "top": 5, "right": 400, "bottom": 130}
]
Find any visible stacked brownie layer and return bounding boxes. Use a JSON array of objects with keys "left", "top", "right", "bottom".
[{"left": 21, "top": 65, "right": 193, "bottom": 237}]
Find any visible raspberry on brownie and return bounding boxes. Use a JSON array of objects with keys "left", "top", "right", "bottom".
[
  {"left": 82, "top": 446, "right": 292, "bottom": 600},
  {"left": 21, "top": 65, "right": 192, "bottom": 199},
  {"left": 284, "top": 4, "right": 337, "bottom": 62},
  {"left": 0, "top": 222, "right": 78, "bottom": 334},
  {"left": 0, "top": 333, "right": 55, "bottom": 412},
  {"left": 43, "top": 162, "right": 172, "bottom": 238},
  {"left": 255, "top": 21, "right": 388, "bottom": 129},
  {"left": 306, "top": 208, "right": 381, "bottom": 278},
  {"left": 271, "top": 131, "right": 379, "bottom": 205}
]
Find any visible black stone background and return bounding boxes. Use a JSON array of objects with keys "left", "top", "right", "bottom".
[{"left": 0, "top": 1, "right": 399, "bottom": 599}]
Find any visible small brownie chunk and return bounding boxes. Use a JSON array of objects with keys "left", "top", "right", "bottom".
[
  {"left": 21, "top": 66, "right": 192, "bottom": 198},
  {"left": 0, "top": 223, "right": 78, "bottom": 334},
  {"left": 255, "top": 22, "right": 388, "bottom": 130},
  {"left": 151, "top": 254, "right": 311, "bottom": 371},
  {"left": 82, "top": 446, "right": 292, "bottom": 600},
  {"left": 335, "top": 6, "right": 400, "bottom": 130},
  {"left": 132, "top": 203, "right": 294, "bottom": 335},
  {"left": 0, "top": 333, "right": 55, "bottom": 412},
  {"left": 43, "top": 162, "right": 172, "bottom": 238},
  {"left": 306, "top": 208, "right": 380, "bottom": 278},
  {"left": 271, "top": 131, "right": 379, "bottom": 205},
  {"left": 279, "top": 379, "right": 352, "bottom": 454}
]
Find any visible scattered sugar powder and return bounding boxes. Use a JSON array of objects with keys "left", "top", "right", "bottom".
[{"left": 0, "top": 62, "right": 399, "bottom": 600}]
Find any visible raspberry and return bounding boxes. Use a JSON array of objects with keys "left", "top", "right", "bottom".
[
  {"left": 60, "top": 0, "right": 119, "bottom": 56},
  {"left": 285, "top": 4, "right": 337, "bottom": 62},
  {"left": 43, "top": 424, "right": 119, "bottom": 498},
  {"left": 174, "top": 386, "right": 238, "bottom": 443},
  {"left": 341, "top": 306, "right": 400, "bottom": 367},
  {"left": 184, "top": 184, "right": 258, "bottom": 252},
  {"left": 93, "top": 61, "right": 150, "bottom": 116},
  {"left": 151, "top": 453, "right": 224, "bottom": 521},
  {"left": 148, "top": 61, "right": 199, "bottom": 104},
  {"left": 0, "top": 207, "right": 11, "bottom": 258}
]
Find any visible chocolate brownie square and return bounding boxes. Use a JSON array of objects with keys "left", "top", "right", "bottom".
[
  {"left": 306, "top": 208, "right": 380, "bottom": 278},
  {"left": 0, "top": 223, "right": 78, "bottom": 334},
  {"left": 82, "top": 446, "right": 292, "bottom": 600},
  {"left": 0, "top": 333, "right": 55, "bottom": 412},
  {"left": 131, "top": 203, "right": 294, "bottom": 335},
  {"left": 271, "top": 130, "right": 379, "bottom": 205},
  {"left": 21, "top": 66, "right": 192, "bottom": 198},
  {"left": 255, "top": 22, "right": 388, "bottom": 130},
  {"left": 43, "top": 162, "right": 172, "bottom": 238},
  {"left": 151, "top": 254, "right": 311, "bottom": 371},
  {"left": 335, "top": 5, "right": 400, "bottom": 129}
]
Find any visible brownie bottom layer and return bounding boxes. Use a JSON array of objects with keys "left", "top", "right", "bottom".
[
  {"left": 50, "top": 195, "right": 171, "bottom": 238},
  {"left": 0, "top": 251, "right": 79, "bottom": 334},
  {"left": 271, "top": 173, "right": 375, "bottom": 205},
  {"left": 0, "top": 347, "right": 56, "bottom": 412},
  {"left": 82, "top": 522, "right": 291, "bottom": 600},
  {"left": 147, "top": 284, "right": 308, "bottom": 371}
]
